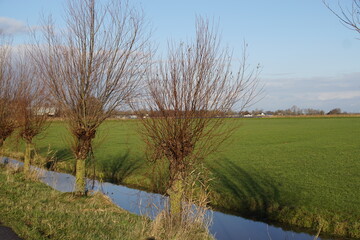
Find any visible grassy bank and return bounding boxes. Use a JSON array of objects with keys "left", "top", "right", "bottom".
[
  {"left": 0, "top": 165, "right": 150, "bottom": 240},
  {"left": 0, "top": 164, "right": 213, "bottom": 240},
  {"left": 3, "top": 117, "right": 360, "bottom": 238}
]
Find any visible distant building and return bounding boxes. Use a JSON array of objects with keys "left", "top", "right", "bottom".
[
  {"left": 115, "top": 114, "right": 139, "bottom": 119},
  {"left": 35, "top": 107, "right": 57, "bottom": 116}
]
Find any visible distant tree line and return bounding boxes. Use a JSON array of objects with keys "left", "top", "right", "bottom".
[
  {"left": 240, "top": 106, "right": 349, "bottom": 116},
  {"left": 109, "top": 106, "right": 350, "bottom": 118}
]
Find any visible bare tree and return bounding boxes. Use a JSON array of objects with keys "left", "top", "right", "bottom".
[
  {"left": 137, "top": 18, "right": 261, "bottom": 221},
  {"left": 0, "top": 35, "right": 16, "bottom": 151},
  {"left": 323, "top": 0, "right": 360, "bottom": 34},
  {"left": 327, "top": 108, "right": 342, "bottom": 115},
  {"left": 14, "top": 52, "right": 50, "bottom": 173},
  {"left": 33, "top": 0, "right": 151, "bottom": 194}
]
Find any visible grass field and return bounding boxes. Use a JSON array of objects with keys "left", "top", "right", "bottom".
[{"left": 4, "top": 117, "right": 360, "bottom": 238}]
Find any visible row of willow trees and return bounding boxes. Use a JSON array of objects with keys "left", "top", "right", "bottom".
[
  {"left": 0, "top": 39, "right": 49, "bottom": 174},
  {"left": 0, "top": 0, "right": 261, "bottom": 226}
]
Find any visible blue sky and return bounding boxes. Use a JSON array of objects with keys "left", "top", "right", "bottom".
[{"left": 1, "top": 0, "right": 359, "bottom": 112}]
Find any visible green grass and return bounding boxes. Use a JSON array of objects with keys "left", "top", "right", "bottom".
[
  {"left": 210, "top": 117, "right": 360, "bottom": 215},
  {"left": 207, "top": 117, "right": 360, "bottom": 238},
  {"left": 4, "top": 117, "right": 360, "bottom": 238},
  {"left": 0, "top": 165, "right": 150, "bottom": 240},
  {"left": 0, "top": 165, "right": 213, "bottom": 240}
]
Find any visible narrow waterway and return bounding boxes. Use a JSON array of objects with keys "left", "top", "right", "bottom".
[{"left": 1, "top": 157, "right": 327, "bottom": 240}]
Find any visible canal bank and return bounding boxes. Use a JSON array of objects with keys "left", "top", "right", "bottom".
[{"left": 0, "top": 157, "right": 328, "bottom": 240}]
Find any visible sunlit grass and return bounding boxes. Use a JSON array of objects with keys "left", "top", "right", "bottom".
[
  {"left": 0, "top": 164, "right": 150, "bottom": 240},
  {"left": 3, "top": 116, "right": 360, "bottom": 238},
  {"left": 0, "top": 164, "right": 214, "bottom": 240}
]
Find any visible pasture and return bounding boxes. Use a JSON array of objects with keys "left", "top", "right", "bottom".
[{"left": 5, "top": 117, "right": 360, "bottom": 237}]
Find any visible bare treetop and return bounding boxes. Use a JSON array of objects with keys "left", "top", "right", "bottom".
[
  {"left": 36, "top": 0, "right": 150, "bottom": 128},
  {"left": 0, "top": 35, "right": 16, "bottom": 148},
  {"left": 324, "top": 0, "right": 360, "bottom": 34},
  {"left": 142, "top": 18, "right": 261, "bottom": 164},
  {"left": 14, "top": 51, "right": 49, "bottom": 143}
]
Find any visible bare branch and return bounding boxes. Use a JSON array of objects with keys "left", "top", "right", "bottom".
[
  {"left": 32, "top": 0, "right": 152, "bottom": 194},
  {"left": 136, "top": 17, "right": 261, "bottom": 220},
  {"left": 0, "top": 34, "right": 16, "bottom": 149},
  {"left": 13, "top": 49, "right": 50, "bottom": 173},
  {"left": 14, "top": 50, "right": 50, "bottom": 144},
  {"left": 323, "top": 0, "right": 360, "bottom": 35}
]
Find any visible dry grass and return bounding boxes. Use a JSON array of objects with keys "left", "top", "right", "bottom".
[
  {"left": 149, "top": 209, "right": 213, "bottom": 240},
  {"left": 147, "top": 165, "right": 214, "bottom": 240}
]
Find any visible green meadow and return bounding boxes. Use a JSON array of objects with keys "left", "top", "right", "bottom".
[{"left": 5, "top": 117, "right": 360, "bottom": 238}]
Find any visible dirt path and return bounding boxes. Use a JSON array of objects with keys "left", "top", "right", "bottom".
[{"left": 0, "top": 224, "right": 22, "bottom": 240}]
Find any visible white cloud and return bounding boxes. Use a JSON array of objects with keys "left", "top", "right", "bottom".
[
  {"left": 317, "top": 91, "right": 360, "bottom": 101},
  {"left": 0, "top": 17, "right": 29, "bottom": 35},
  {"left": 252, "top": 72, "right": 360, "bottom": 112}
]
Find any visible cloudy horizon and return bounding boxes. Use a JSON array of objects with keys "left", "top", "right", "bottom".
[
  {"left": 250, "top": 71, "right": 360, "bottom": 113},
  {"left": 1, "top": 0, "right": 359, "bottom": 113}
]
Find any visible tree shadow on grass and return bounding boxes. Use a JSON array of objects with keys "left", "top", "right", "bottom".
[
  {"left": 36, "top": 145, "right": 144, "bottom": 185},
  {"left": 208, "top": 158, "right": 282, "bottom": 217},
  {"left": 36, "top": 146, "right": 74, "bottom": 171},
  {"left": 96, "top": 150, "right": 144, "bottom": 184}
]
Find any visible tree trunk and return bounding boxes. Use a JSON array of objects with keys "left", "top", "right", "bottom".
[
  {"left": 167, "top": 172, "right": 184, "bottom": 223},
  {"left": 0, "top": 138, "right": 4, "bottom": 157},
  {"left": 73, "top": 132, "right": 94, "bottom": 195},
  {"left": 0, "top": 138, "right": 4, "bottom": 152},
  {"left": 75, "top": 157, "right": 86, "bottom": 195},
  {"left": 24, "top": 142, "right": 34, "bottom": 173}
]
